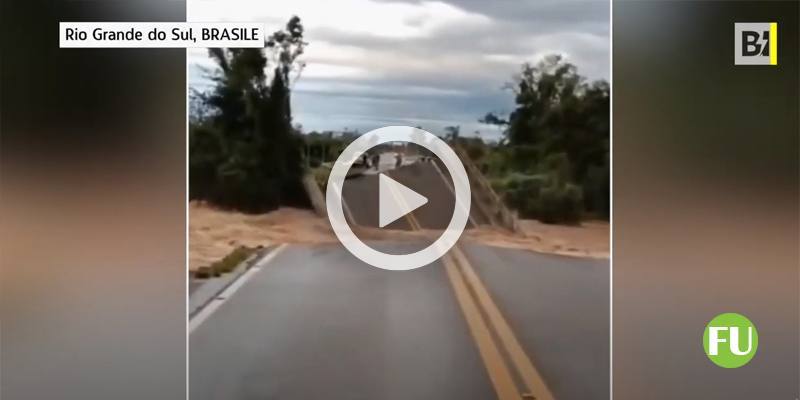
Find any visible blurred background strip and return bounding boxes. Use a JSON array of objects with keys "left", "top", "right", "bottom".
[
  {"left": 613, "top": 1, "right": 799, "bottom": 399},
  {"left": 1, "top": 1, "right": 187, "bottom": 399}
]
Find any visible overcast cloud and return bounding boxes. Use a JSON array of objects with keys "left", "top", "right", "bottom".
[{"left": 188, "top": 0, "right": 609, "bottom": 139}]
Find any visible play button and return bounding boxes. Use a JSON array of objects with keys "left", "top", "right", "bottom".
[
  {"left": 379, "top": 174, "right": 428, "bottom": 228},
  {"left": 326, "top": 126, "right": 471, "bottom": 271}
]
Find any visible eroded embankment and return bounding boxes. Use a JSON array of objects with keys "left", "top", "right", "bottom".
[{"left": 190, "top": 201, "right": 608, "bottom": 270}]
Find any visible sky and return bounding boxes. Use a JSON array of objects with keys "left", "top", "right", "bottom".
[{"left": 188, "top": 0, "right": 609, "bottom": 140}]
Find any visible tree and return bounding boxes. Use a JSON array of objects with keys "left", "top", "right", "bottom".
[
  {"left": 189, "top": 17, "right": 309, "bottom": 212},
  {"left": 189, "top": 88, "right": 212, "bottom": 124},
  {"left": 444, "top": 125, "right": 460, "bottom": 140},
  {"left": 483, "top": 54, "right": 610, "bottom": 221},
  {"left": 479, "top": 112, "right": 508, "bottom": 126}
]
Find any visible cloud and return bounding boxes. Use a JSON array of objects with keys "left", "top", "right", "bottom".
[
  {"left": 190, "top": 0, "right": 491, "bottom": 38},
  {"left": 188, "top": 0, "right": 609, "bottom": 137}
]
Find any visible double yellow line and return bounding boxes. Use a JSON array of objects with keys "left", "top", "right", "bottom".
[
  {"left": 446, "top": 246, "right": 554, "bottom": 400},
  {"left": 386, "top": 174, "right": 554, "bottom": 400}
]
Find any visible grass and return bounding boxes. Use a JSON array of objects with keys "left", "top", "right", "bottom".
[{"left": 194, "top": 246, "right": 256, "bottom": 279}]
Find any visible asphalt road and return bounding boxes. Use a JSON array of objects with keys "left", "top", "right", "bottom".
[
  {"left": 342, "top": 160, "right": 489, "bottom": 230},
  {"left": 463, "top": 245, "right": 610, "bottom": 399},
  {"left": 341, "top": 172, "right": 414, "bottom": 231},
  {"left": 191, "top": 155, "right": 608, "bottom": 399},
  {"left": 189, "top": 243, "right": 609, "bottom": 400},
  {"left": 190, "top": 243, "right": 495, "bottom": 400}
]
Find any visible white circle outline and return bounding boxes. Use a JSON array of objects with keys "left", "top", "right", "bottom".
[{"left": 326, "top": 126, "right": 471, "bottom": 271}]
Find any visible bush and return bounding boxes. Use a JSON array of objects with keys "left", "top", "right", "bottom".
[
  {"left": 193, "top": 246, "right": 256, "bottom": 279},
  {"left": 494, "top": 172, "right": 583, "bottom": 224},
  {"left": 484, "top": 148, "right": 512, "bottom": 177},
  {"left": 476, "top": 56, "right": 608, "bottom": 224},
  {"left": 537, "top": 183, "right": 583, "bottom": 224},
  {"left": 501, "top": 173, "right": 548, "bottom": 211},
  {"left": 212, "top": 246, "right": 255, "bottom": 275},
  {"left": 582, "top": 161, "right": 609, "bottom": 219},
  {"left": 457, "top": 137, "right": 488, "bottom": 161},
  {"left": 509, "top": 145, "right": 541, "bottom": 173},
  {"left": 189, "top": 125, "right": 224, "bottom": 201}
]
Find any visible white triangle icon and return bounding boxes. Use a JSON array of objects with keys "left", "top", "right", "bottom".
[{"left": 379, "top": 174, "right": 428, "bottom": 228}]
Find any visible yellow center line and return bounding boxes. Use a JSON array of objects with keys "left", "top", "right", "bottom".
[
  {"left": 385, "top": 171, "right": 548, "bottom": 399},
  {"left": 441, "top": 252, "right": 523, "bottom": 400},
  {"left": 452, "top": 246, "right": 555, "bottom": 400}
]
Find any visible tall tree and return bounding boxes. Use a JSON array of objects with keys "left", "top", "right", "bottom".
[
  {"left": 189, "top": 17, "right": 309, "bottom": 212},
  {"left": 484, "top": 54, "right": 610, "bottom": 220}
]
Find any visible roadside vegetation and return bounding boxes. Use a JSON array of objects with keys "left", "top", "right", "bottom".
[
  {"left": 194, "top": 246, "right": 256, "bottom": 279},
  {"left": 189, "top": 17, "right": 309, "bottom": 213},
  {"left": 467, "top": 55, "right": 609, "bottom": 224},
  {"left": 297, "top": 55, "right": 609, "bottom": 225},
  {"left": 188, "top": 16, "right": 607, "bottom": 226},
  {"left": 303, "top": 131, "right": 358, "bottom": 190}
]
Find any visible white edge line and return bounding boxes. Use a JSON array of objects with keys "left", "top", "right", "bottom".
[{"left": 188, "top": 244, "right": 288, "bottom": 335}]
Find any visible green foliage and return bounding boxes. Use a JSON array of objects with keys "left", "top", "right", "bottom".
[
  {"left": 189, "top": 17, "right": 309, "bottom": 212},
  {"left": 581, "top": 155, "right": 609, "bottom": 219},
  {"left": 494, "top": 172, "right": 583, "bottom": 224},
  {"left": 214, "top": 246, "right": 255, "bottom": 275},
  {"left": 500, "top": 173, "right": 548, "bottom": 212},
  {"left": 453, "top": 136, "right": 488, "bottom": 162},
  {"left": 303, "top": 131, "right": 349, "bottom": 167},
  {"left": 483, "top": 54, "right": 609, "bottom": 222},
  {"left": 193, "top": 246, "right": 255, "bottom": 278},
  {"left": 538, "top": 183, "right": 583, "bottom": 224},
  {"left": 479, "top": 112, "right": 508, "bottom": 126},
  {"left": 189, "top": 125, "right": 223, "bottom": 201},
  {"left": 444, "top": 125, "right": 460, "bottom": 141}
]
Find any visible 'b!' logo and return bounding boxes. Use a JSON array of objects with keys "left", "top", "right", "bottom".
[
  {"left": 703, "top": 313, "right": 758, "bottom": 368},
  {"left": 735, "top": 23, "right": 777, "bottom": 65}
]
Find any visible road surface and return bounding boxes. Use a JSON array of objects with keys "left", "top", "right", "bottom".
[
  {"left": 190, "top": 243, "right": 608, "bottom": 399},
  {"left": 342, "top": 160, "right": 489, "bottom": 230},
  {"left": 190, "top": 157, "right": 609, "bottom": 399}
]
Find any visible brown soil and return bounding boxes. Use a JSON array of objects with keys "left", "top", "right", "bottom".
[
  {"left": 190, "top": 201, "right": 608, "bottom": 270},
  {"left": 189, "top": 201, "right": 338, "bottom": 271},
  {"left": 464, "top": 220, "right": 609, "bottom": 259}
]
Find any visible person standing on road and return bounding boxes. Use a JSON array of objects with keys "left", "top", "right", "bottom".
[{"left": 371, "top": 153, "right": 380, "bottom": 171}]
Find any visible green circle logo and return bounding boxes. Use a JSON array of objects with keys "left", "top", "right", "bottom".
[{"left": 703, "top": 312, "right": 758, "bottom": 368}]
